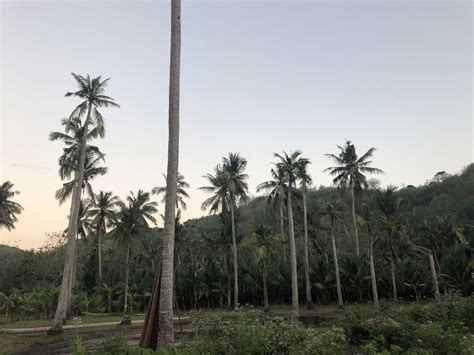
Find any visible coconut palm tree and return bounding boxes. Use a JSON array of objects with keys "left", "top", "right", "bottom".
[
  {"left": 49, "top": 73, "right": 118, "bottom": 334},
  {"left": 111, "top": 191, "right": 157, "bottom": 321},
  {"left": 222, "top": 152, "right": 249, "bottom": 309},
  {"left": 150, "top": 1, "right": 182, "bottom": 347},
  {"left": 274, "top": 150, "right": 309, "bottom": 318},
  {"left": 257, "top": 166, "right": 288, "bottom": 259},
  {"left": 254, "top": 223, "right": 273, "bottom": 312},
  {"left": 325, "top": 141, "right": 384, "bottom": 256},
  {"left": 375, "top": 186, "right": 404, "bottom": 301},
  {"left": 0, "top": 181, "right": 23, "bottom": 231},
  {"left": 321, "top": 199, "right": 345, "bottom": 309},
  {"left": 55, "top": 149, "right": 107, "bottom": 204},
  {"left": 297, "top": 159, "right": 313, "bottom": 309},
  {"left": 86, "top": 191, "right": 120, "bottom": 284},
  {"left": 200, "top": 154, "right": 248, "bottom": 310},
  {"left": 360, "top": 204, "right": 381, "bottom": 312},
  {"left": 152, "top": 173, "right": 190, "bottom": 210}
]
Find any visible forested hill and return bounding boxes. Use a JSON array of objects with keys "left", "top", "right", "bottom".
[
  {"left": 183, "top": 163, "right": 474, "bottom": 241},
  {"left": 0, "top": 163, "right": 472, "bottom": 309}
]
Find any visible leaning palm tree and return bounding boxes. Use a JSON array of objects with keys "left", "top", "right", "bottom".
[
  {"left": 49, "top": 74, "right": 119, "bottom": 335},
  {"left": 0, "top": 181, "right": 23, "bottom": 231},
  {"left": 325, "top": 141, "right": 384, "bottom": 256},
  {"left": 152, "top": 172, "right": 190, "bottom": 210},
  {"left": 111, "top": 191, "right": 157, "bottom": 321},
  {"left": 321, "top": 199, "right": 345, "bottom": 309},
  {"left": 86, "top": 191, "right": 120, "bottom": 284},
  {"left": 274, "top": 151, "right": 309, "bottom": 318},
  {"left": 257, "top": 166, "right": 288, "bottom": 259},
  {"left": 297, "top": 159, "right": 313, "bottom": 309}
]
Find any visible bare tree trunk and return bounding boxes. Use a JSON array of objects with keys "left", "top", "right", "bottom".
[
  {"left": 331, "top": 223, "right": 344, "bottom": 309},
  {"left": 49, "top": 105, "right": 91, "bottom": 334},
  {"left": 302, "top": 190, "right": 312, "bottom": 309},
  {"left": 230, "top": 203, "right": 239, "bottom": 309},
  {"left": 369, "top": 235, "right": 379, "bottom": 312},
  {"left": 225, "top": 251, "right": 231, "bottom": 308},
  {"left": 123, "top": 242, "right": 130, "bottom": 315},
  {"left": 98, "top": 225, "right": 103, "bottom": 284},
  {"left": 66, "top": 236, "right": 78, "bottom": 317},
  {"left": 287, "top": 187, "right": 299, "bottom": 318},
  {"left": 139, "top": 260, "right": 162, "bottom": 350},
  {"left": 429, "top": 252, "right": 441, "bottom": 300},
  {"left": 351, "top": 186, "right": 360, "bottom": 256},
  {"left": 279, "top": 200, "right": 287, "bottom": 262},
  {"left": 390, "top": 257, "right": 398, "bottom": 302},
  {"left": 263, "top": 259, "right": 269, "bottom": 312},
  {"left": 156, "top": 0, "right": 181, "bottom": 347}
]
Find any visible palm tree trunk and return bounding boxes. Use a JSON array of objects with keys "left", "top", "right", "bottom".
[
  {"left": 279, "top": 200, "right": 287, "bottom": 262},
  {"left": 331, "top": 223, "right": 344, "bottom": 309},
  {"left": 156, "top": 0, "right": 181, "bottom": 347},
  {"left": 225, "top": 251, "right": 231, "bottom": 308},
  {"left": 263, "top": 258, "right": 269, "bottom": 312},
  {"left": 49, "top": 104, "right": 92, "bottom": 334},
  {"left": 287, "top": 187, "right": 299, "bottom": 318},
  {"left": 230, "top": 203, "right": 239, "bottom": 309},
  {"left": 98, "top": 225, "right": 103, "bottom": 284},
  {"left": 66, "top": 236, "right": 78, "bottom": 317},
  {"left": 302, "top": 190, "right": 312, "bottom": 309},
  {"left": 351, "top": 186, "right": 360, "bottom": 256},
  {"left": 369, "top": 235, "right": 379, "bottom": 312},
  {"left": 428, "top": 252, "right": 440, "bottom": 300},
  {"left": 390, "top": 257, "right": 398, "bottom": 302},
  {"left": 124, "top": 242, "right": 130, "bottom": 315}
]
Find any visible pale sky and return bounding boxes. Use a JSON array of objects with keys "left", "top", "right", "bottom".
[{"left": 0, "top": 0, "right": 472, "bottom": 249}]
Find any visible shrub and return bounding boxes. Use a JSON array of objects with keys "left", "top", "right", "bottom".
[{"left": 97, "top": 329, "right": 130, "bottom": 354}]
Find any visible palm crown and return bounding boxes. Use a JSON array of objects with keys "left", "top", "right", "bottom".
[
  {"left": 66, "top": 73, "right": 119, "bottom": 126},
  {"left": 86, "top": 191, "right": 120, "bottom": 234},
  {"left": 0, "top": 181, "right": 24, "bottom": 230},
  {"left": 325, "top": 140, "right": 383, "bottom": 190},
  {"left": 274, "top": 151, "right": 310, "bottom": 188},
  {"left": 152, "top": 173, "right": 190, "bottom": 210}
]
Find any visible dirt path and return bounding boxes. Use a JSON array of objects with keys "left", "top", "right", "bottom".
[{"left": 6, "top": 319, "right": 192, "bottom": 355}]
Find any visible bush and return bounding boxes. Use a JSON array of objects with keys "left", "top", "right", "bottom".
[
  {"left": 183, "top": 310, "right": 346, "bottom": 354},
  {"left": 97, "top": 329, "right": 130, "bottom": 354},
  {"left": 345, "top": 294, "right": 474, "bottom": 354}
]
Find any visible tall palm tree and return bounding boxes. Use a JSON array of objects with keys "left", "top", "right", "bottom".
[
  {"left": 222, "top": 153, "right": 249, "bottom": 309},
  {"left": 0, "top": 181, "right": 23, "bottom": 231},
  {"left": 86, "top": 191, "right": 120, "bottom": 284},
  {"left": 298, "top": 159, "right": 313, "bottom": 309},
  {"left": 257, "top": 166, "right": 288, "bottom": 259},
  {"left": 200, "top": 154, "right": 248, "bottom": 310},
  {"left": 274, "top": 150, "right": 309, "bottom": 318},
  {"left": 111, "top": 191, "right": 157, "bottom": 320},
  {"left": 325, "top": 141, "right": 384, "bottom": 256},
  {"left": 49, "top": 74, "right": 118, "bottom": 334},
  {"left": 321, "top": 199, "right": 345, "bottom": 309},
  {"left": 154, "top": 1, "right": 181, "bottom": 347},
  {"left": 254, "top": 223, "right": 273, "bottom": 312},
  {"left": 152, "top": 173, "right": 190, "bottom": 210},
  {"left": 375, "top": 186, "right": 404, "bottom": 301},
  {"left": 360, "top": 204, "right": 381, "bottom": 312}
]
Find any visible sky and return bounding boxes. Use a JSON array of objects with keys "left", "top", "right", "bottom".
[{"left": 0, "top": 0, "right": 472, "bottom": 249}]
